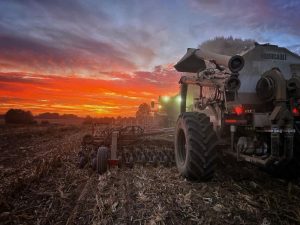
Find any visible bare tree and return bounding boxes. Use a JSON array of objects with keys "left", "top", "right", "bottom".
[{"left": 136, "top": 103, "right": 151, "bottom": 118}]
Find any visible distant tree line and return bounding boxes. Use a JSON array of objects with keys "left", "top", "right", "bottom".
[
  {"left": 199, "top": 36, "right": 255, "bottom": 55},
  {"left": 2, "top": 103, "right": 154, "bottom": 126},
  {"left": 36, "top": 112, "right": 79, "bottom": 120},
  {"left": 3, "top": 109, "right": 81, "bottom": 124},
  {"left": 83, "top": 103, "right": 152, "bottom": 126}
]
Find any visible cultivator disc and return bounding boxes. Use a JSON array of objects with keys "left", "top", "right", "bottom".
[{"left": 118, "top": 144, "right": 175, "bottom": 168}]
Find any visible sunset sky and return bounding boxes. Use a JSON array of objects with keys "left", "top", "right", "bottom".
[{"left": 1, "top": 0, "right": 300, "bottom": 117}]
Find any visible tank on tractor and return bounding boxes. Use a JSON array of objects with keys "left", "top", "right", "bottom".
[{"left": 174, "top": 43, "right": 300, "bottom": 180}]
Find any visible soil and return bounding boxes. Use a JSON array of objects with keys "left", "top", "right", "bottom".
[{"left": 0, "top": 125, "right": 299, "bottom": 225}]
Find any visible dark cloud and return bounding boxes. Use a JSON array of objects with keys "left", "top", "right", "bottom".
[
  {"left": 0, "top": 72, "right": 46, "bottom": 84},
  {"left": 0, "top": 35, "right": 58, "bottom": 56},
  {"left": 0, "top": 0, "right": 299, "bottom": 76},
  {"left": 0, "top": 0, "right": 169, "bottom": 71},
  {"left": 189, "top": 0, "right": 300, "bottom": 38},
  {"left": 0, "top": 33, "right": 136, "bottom": 73},
  {"left": 6, "top": 0, "right": 108, "bottom": 25}
]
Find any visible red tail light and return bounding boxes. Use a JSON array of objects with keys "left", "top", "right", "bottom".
[
  {"left": 234, "top": 106, "right": 245, "bottom": 116},
  {"left": 224, "top": 119, "right": 247, "bottom": 125},
  {"left": 225, "top": 119, "right": 238, "bottom": 124},
  {"left": 292, "top": 107, "right": 300, "bottom": 116}
]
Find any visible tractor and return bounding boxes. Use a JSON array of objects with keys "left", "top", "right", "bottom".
[{"left": 174, "top": 43, "right": 300, "bottom": 180}]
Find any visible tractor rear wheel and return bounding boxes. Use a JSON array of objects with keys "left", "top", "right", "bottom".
[
  {"left": 175, "top": 112, "right": 218, "bottom": 180},
  {"left": 97, "top": 147, "right": 108, "bottom": 174}
]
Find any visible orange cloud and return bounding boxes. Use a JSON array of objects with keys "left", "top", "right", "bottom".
[{"left": 0, "top": 68, "right": 181, "bottom": 117}]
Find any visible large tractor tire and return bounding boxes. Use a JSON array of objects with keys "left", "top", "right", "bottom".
[
  {"left": 97, "top": 147, "right": 108, "bottom": 174},
  {"left": 175, "top": 112, "right": 218, "bottom": 180}
]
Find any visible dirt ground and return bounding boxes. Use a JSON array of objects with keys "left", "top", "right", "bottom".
[{"left": 0, "top": 125, "right": 300, "bottom": 225}]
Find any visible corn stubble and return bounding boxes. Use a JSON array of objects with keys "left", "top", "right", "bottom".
[{"left": 0, "top": 125, "right": 299, "bottom": 225}]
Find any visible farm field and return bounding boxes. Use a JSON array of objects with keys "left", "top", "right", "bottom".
[
  {"left": 1, "top": 1, "right": 300, "bottom": 225},
  {"left": 0, "top": 125, "right": 299, "bottom": 225}
]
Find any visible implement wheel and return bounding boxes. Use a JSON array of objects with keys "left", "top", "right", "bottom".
[
  {"left": 97, "top": 147, "right": 108, "bottom": 174},
  {"left": 82, "top": 134, "right": 94, "bottom": 144},
  {"left": 175, "top": 112, "right": 218, "bottom": 180}
]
